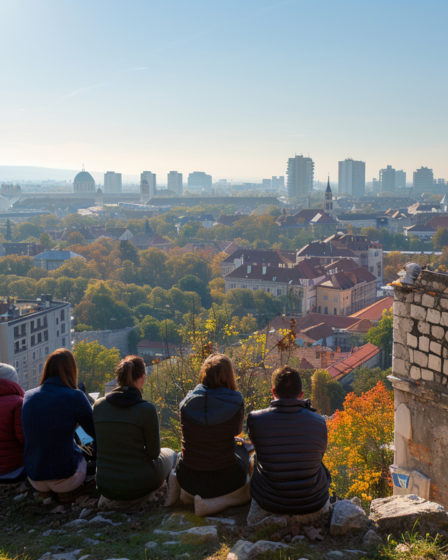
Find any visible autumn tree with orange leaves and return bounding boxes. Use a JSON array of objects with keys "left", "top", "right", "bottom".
[{"left": 325, "top": 381, "right": 394, "bottom": 504}]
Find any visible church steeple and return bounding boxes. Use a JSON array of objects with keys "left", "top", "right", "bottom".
[{"left": 324, "top": 177, "right": 333, "bottom": 213}]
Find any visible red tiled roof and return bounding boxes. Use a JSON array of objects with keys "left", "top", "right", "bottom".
[
  {"left": 226, "top": 261, "right": 325, "bottom": 283},
  {"left": 350, "top": 297, "right": 393, "bottom": 321},
  {"left": 327, "top": 343, "right": 380, "bottom": 379}
]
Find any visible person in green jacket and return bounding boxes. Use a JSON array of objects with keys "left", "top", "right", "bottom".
[{"left": 93, "top": 355, "right": 176, "bottom": 501}]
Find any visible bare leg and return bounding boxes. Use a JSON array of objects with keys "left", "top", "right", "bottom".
[
  {"left": 164, "top": 470, "right": 181, "bottom": 507},
  {"left": 180, "top": 488, "right": 194, "bottom": 505},
  {"left": 194, "top": 482, "right": 250, "bottom": 517}
]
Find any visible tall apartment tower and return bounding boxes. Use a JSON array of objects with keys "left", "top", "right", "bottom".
[
  {"left": 188, "top": 171, "right": 212, "bottom": 190},
  {"left": 140, "top": 171, "right": 157, "bottom": 201},
  {"left": 104, "top": 171, "right": 122, "bottom": 193},
  {"left": 379, "top": 165, "right": 407, "bottom": 192},
  {"left": 413, "top": 167, "right": 434, "bottom": 194},
  {"left": 168, "top": 171, "right": 183, "bottom": 196},
  {"left": 338, "top": 159, "right": 365, "bottom": 197},
  {"left": 286, "top": 155, "right": 314, "bottom": 201}
]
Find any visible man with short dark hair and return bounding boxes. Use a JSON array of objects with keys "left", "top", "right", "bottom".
[{"left": 247, "top": 365, "right": 331, "bottom": 524}]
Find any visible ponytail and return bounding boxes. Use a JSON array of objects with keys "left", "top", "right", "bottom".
[{"left": 115, "top": 355, "right": 145, "bottom": 387}]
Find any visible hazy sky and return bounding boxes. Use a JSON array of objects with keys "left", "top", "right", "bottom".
[{"left": 1, "top": 0, "right": 447, "bottom": 182}]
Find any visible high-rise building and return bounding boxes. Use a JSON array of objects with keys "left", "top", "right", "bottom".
[
  {"left": 286, "top": 155, "right": 314, "bottom": 201},
  {"left": 168, "top": 171, "right": 183, "bottom": 196},
  {"left": 338, "top": 159, "right": 365, "bottom": 197},
  {"left": 379, "top": 165, "right": 407, "bottom": 192},
  {"left": 271, "top": 176, "right": 285, "bottom": 191},
  {"left": 104, "top": 171, "right": 122, "bottom": 193},
  {"left": 0, "top": 296, "right": 71, "bottom": 390},
  {"left": 187, "top": 171, "right": 212, "bottom": 190},
  {"left": 140, "top": 171, "right": 157, "bottom": 200},
  {"left": 413, "top": 167, "right": 434, "bottom": 194}
]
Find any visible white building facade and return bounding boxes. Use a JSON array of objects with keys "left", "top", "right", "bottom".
[
  {"left": 0, "top": 297, "right": 72, "bottom": 390},
  {"left": 104, "top": 171, "right": 122, "bottom": 193},
  {"left": 338, "top": 159, "right": 366, "bottom": 197}
]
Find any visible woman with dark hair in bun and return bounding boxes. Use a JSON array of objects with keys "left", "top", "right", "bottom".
[{"left": 93, "top": 355, "right": 176, "bottom": 501}]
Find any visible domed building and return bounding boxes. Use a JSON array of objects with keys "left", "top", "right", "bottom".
[{"left": 73, "top": 170, "right": 95, "bottom": 193}]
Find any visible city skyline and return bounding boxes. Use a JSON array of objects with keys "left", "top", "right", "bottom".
[{"left": 1, "top": 0, "right": 448, "bottom": 180}]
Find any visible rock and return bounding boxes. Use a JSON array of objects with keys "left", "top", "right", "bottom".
[
  {"left": 341, "top": 550, "right": 367, "bottom": 558},
  {"left": 144, "top": 542, "right": 158, "bottom": 549},
  {"left": 50, "top": 553, "right": 79, "bottom": 560},
  {"left": 351, "top": 497, "right": 362, "bottom": 507},
  {"left": 83, "top": 538, "right": 100, "bottom": 546},
  {"left": 50, "top": 505, "right": 66, "bottom": 514},
  {"left": 162, "top": 542, "right": 179, "bottom": 546},
  {"left": 154, "top": 525, "right": 218, "bottom": 544},
  {"left": 226, "top": 540, "right": 254, "bottom": 560},
  {"left": 330, "top": 499, "right": 367, "bottom": 536},
  {"left": 79, "top": 508, "right": 92, "bottom": 519},
  {"left": 43, "top": 497, "right": 53, "bottom": 505},
  {"left": 362, "top": 528, "right": 382, "bottom": 548},
  {"left": 63, "top": 519, "right": 88, "bottom": 529},
  {"left": 370, "top": 494, "right": 448, "bottom": 534},
  {"left": 326, "top": 553, "right": 344, "bottom": 560},
  {"left": 291, "top": 535, "right": 306, "bottom": 543},
  {"left": 89, "top": 514, "right": 121, "bottom": 526},
  {"left": 226, "top": 539, "right": 290, "bottom": 560},
  {"left": 161, "top": 512, "right": 189, "bottom": 527},
  {"left": 13, "top": 492, "right": 27, "bottom": 501},
  {"left": 78, "top": 556, "right": 90, "bottom": 560},
  {"left": 205, "top": 516, "right": 236, "bottom": 526}
]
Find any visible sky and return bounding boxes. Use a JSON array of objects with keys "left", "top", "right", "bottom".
[{"left": 1, "top": 0, "right": 447, "bottom": 182}]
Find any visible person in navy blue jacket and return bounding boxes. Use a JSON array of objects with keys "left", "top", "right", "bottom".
[{"left": 22, "top": 348, "right": 95, "bottom": 497}]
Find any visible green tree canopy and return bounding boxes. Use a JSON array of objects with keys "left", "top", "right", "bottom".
[{"left": 73, "top": 340, "right": 120, "bottom": 392}]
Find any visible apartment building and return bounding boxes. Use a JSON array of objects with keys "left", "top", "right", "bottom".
[{"left": 0, "top": 296, "right": 72, "bottom": 390}]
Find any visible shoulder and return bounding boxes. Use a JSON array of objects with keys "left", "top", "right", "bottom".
[{"left": 247, "top": 406, "right": 273, "bottom": 423}]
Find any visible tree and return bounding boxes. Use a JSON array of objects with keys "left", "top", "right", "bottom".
[
  {"left": 177, "top": 274, "right": 211, "bottom": 307},
  {"left": 325, "top": 381, "right": 394, "bottom": 503},
  {"left": 352, "top": 366, "right": 392, "bottom": 396},
  {"left": 5, "top": 219, "right": 12, "bottom": 241},
  {"left": 366, "top": 309, "right": 393, "bottom": 368},
  {"left": 75, "top": 282, "right": 134, "bottom": 330},
  {"left": 73, "top": 340, "right": 120, "bottom": 392},
  {"left": 311, "top": 369, "right": 332, "bottom": 415}
]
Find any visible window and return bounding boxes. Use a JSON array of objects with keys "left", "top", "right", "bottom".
[
  {"left": 44, "top": 330, "right": 48, "bottom": 341},
  {"left": 61, "top": 310, "right": 65, "bottom": 321},
  {"left": 324, "top": 306, "right": 328, "bottom": 314},
  {"left": 61, "top": 324, "right": 65, "bottom": 333},
  {"left": 14, "top": 341, "right": 19, "bottom": 353},
  {"left": 31, "top": 335, "right": 35, "bottom": 346},
  {"left": 31, "top": 320, "right": 35, "bottom": 331},
  {"left": 37, "top": 333, "right": 42, "bottom": 343},
  {"left": 324, "top": 295, "right": 328, "bottom": 300},
  {"left": 56, "top": 318, "right": 59, "bottom": 325},
  {"left": 62, "top": 337, "right": 66, "bottom": 347},
  {"left": 14, "top": 326, "right": 19, "bottom": 338},
  {"left": 21, "top": 324, "right": 26, "bottom": 335}
]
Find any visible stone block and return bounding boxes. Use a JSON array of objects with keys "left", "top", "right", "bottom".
[
  {"left": 418, "top": 321, "right": 430, "bottom": 335},
  {"left": 410, "top": 366, "right": 421, "bottom": 380},
  {"left": 400, "top": 317, "right": 416, "bottom": 333},
  {"left": 430, "top": 341, "right": 442, "bottom": 355},
  {"left": 428, "top": 354, "right": 441, "bottom": 372},
  {"left": 394, "top": 301, "right": 409, "bottom": 317},
  {"left": 432, "top": 325, "right": 444, "bottom": 340},
  {"left": 440, "top": 298, "right": 448, "bottom": 310},
  {"left": 422, "top": 369, "right": 434, "bottom": 381},
  {"left": 395, "top": 403, "right": 412, "bottom": 439},
  {"left": 369, "top": 495, "right": 448, "bottom": 534},
  {"left": 392, "top": 357, "right": 406, "bottom": 376},
  {"left": 413, "top": 350, "right": 428, "bottom": 368},
  {"left": 393, "top": 342, "right": 408, "bottom": 361},
  {"left": 444, "top": 360, "right": 448, "bottom": 375},
  {"left": 411, "top": 305, "right": 426, "bottom": 321},
  {"left": 407, "top": 333, "right": 418, "bottom": 348},
  {"left": 393, "top": 326, "right": 406, "bottom": 345},
  {"left": 427, "top": 308, "right": 441, "bottom": 324},
  {"left": 330, "top": 500, "right": 367, "bottom": 536},
  {"left": 441, "top": 312, "right": 448, "bottom": 327},
  {"left": 422, "top": 294, "right": 435, "bottom": 307},
  {"left": 419, "top": 336, "right": 429, "bottom": 352}
]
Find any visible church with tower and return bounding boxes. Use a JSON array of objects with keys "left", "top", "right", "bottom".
[{"left": 324, "top": 177, "right": 333, "bottom": 214}]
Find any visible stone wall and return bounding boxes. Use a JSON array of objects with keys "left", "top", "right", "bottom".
[
  {"left": 391, "top": 269, "right": 448, "bottom": 506},
  {"left": 73, "top": 327, "right": 133, "bottom": 356}
]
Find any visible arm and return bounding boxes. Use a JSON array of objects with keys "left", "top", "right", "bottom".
[
  {"left": 143, "top": 403, "right": 161, "bottom": 460},
  {"left": 75, "top": 390, "right": 95, "bottom": 439},
  {"left": 234, "top": 402, "right": 244, "bottom": 436}
]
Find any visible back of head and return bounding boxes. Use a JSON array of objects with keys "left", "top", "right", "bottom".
[
  {"left": 40, "top": 348, "right": 78, "bottom": 389},
  {"left": 272, "top": 365, "right": 302, "bottom": 399},
  {"left": 198, "top": 353, "right": 237, "bottom": 391},
  {"left": 115, "top": 355, "right": 145, "bottom": 387},
  {"left": 0, "top": 363, "right": 19, "bottom": 385}
]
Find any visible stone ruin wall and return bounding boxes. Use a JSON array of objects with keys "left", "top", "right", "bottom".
[{"left": 392, "top": 269, "right": 448, "bottom": 506}]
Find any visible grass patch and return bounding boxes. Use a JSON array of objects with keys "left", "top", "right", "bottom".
[{"left": 379, "top": 525, "right": 448, "bottom": 560}]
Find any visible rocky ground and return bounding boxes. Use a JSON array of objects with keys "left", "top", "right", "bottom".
[{"left": 1, "top": 482, "right": 448, "bottom": 560}]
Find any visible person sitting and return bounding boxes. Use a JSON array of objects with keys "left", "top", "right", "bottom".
[
  {"left": 93, "top": 355, "right": 176, "bottom": 502},
  {"left": 247, "top": 365, "right": 331, "bottom": 525},
  {"left": 22, "top": 349, "right": 95, "bottom": 498},
  {"left": 172, "top": 353, "right": 250, "bottom": 516},
  {"left": 0, "top": 364, "right": 25, "bottom": 483}
]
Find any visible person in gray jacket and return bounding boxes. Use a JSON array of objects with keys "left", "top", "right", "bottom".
[{"left": 247, "top": 365, "right": 331, "bottom": 525}]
